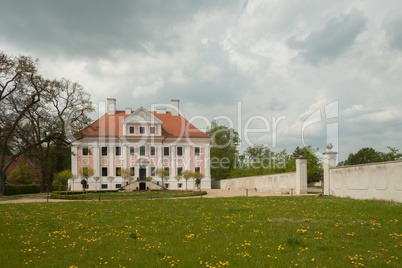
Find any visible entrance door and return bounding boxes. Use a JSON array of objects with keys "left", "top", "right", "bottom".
[
  {"left": 139, "top": 167, "right": 146, "bottom": 181},
  {"left": 139, "top": 182, "right": 146, "bottom": 190}
]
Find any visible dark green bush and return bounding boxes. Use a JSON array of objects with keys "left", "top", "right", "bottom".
[{"left": 4, "top": 184, "right": 40, "bottom": 195}]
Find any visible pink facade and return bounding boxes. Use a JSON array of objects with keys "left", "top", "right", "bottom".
[{"left": 70, "top": 99, "right": 211, "bottom": 191}]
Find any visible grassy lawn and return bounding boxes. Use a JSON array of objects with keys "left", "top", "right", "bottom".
[
  {"left": 0, "top": 193, "right": 45, "bottom": 201},
  {"left": 51, "top": 190, "right": 206, "bottom": 200},
  {"left": 0, "top": 196, "right": 400, "bottom": 267}
]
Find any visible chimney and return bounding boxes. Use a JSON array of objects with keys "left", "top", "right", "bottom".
[
  {"left": 171, "top": 99, "right": 179, "bottom": 116},
  {"left": 125, "top": 108, "right": 132, "bottom": 115},
  {"left": 107, "top": 98, "right": 116, "bottom": 115}
]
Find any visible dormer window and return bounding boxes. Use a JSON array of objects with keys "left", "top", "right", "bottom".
[
  {"left": 150, "top": 126, "right": 156, "bottom": 134},
  {"left": 129, "top": 126, "right": 135, "bottom": 134},
  {"left": 139, "top": 126, "right": 145, "bottom": 134}
]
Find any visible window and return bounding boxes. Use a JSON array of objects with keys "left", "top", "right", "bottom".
[
  {"left": 177, "top": 167, "right": 183, "bottom": 175},
  {"left": 178, "top": 183, "right": 182, "bottom": 188},
  {"left": 130, "top": 146, "right": 135, "bottom": 156},
  {"left": 116, "top": 167, "right": 122, "bottom": 176},
  {"left": 85, "top": 184, "right": 89, "bottom": 189},
  {"left": 101, "top": 146, "right": 108, "bottom": 156},
  {"left": 130, "top": 167, "right": 135, "bottom": 176},
  {"left": 101, "top": 167, "right": 108, "bottom": 177},
  {"left": 150, "top": 126, "right": 156, "bottom": 134},
  {"left": 115, "top": 184, "right": 122, "bottom": 189},
  {"left": 150, "top": 167, "right": 156, "bottom": 176},
  {"left": 194, "top": 147, "right": 200, "bottom": 156},
  {"left": 129, "top": 126, "right": 135, "bottom": 134},
  {"left": 140, "top": 146, "right": 146, "bottom": 156},
  {"left": 195, "top": 167, "right": 201, "bottom": 173},
  {"left": 115, "top": 146, "right": 121, "bottom": 156},
  {"left": 164, "top": 167, "right": 170, "bottom": 176},
  {"left": 150, "top": 146, "right": 156, "bottom": 156},
  {"left": 82, "top": 147, "right": 89, "bottom": 156},
  {"left": 164, "top": 147, "right": 170, "bottom": 156},
  {"left": 101, "top": 184, "right": 108, "bottom": 189},
  {"left": 164, "top": 183, "right": 169, "bottom": 189},
  {"left": 177, "top": 147, "right": 183, "bottom": 156},
  {"left": 139, "top": 126, "right": 145, "bottom": 134}
]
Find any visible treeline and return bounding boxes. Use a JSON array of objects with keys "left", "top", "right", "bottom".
[
  {"left": 206, "top": 121, "right": 401, "bottom": 182},
  {"left": 206, "top": 121, "right": 322, "bottom": 182},
  {"left": 338, "top": 147, "right": 402, "bottom": 166},
  {"left": 0, "top": 51, "right": 94, "bottom": 195}
]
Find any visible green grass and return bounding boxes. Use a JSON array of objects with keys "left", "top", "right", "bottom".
[
  {"left": 51, "top": 190, "right": 206, "bottom": 200},
  {"left": 0, "top": 196, "right": 400, "bottom": 267},
  {"left": 0, "top": 193, "right": 44, "bottom": 201}
]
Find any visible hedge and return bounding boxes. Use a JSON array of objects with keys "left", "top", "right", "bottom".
[{"left": 4, "top": 184, "right": 67, "bottom": 195}]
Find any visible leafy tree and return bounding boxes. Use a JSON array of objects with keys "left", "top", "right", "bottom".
[
  {"left": 206, "top": 121, "right": 240, "bottom": 180},
  {"left": 7, "top": 163, "right": 35, "bottom": 184},
  {"left": 244, "top": 145, "right": 273, "bottom": 165},
  {"left": 181, "top": 170, "right": 193, "bottom": 191},
  {"left": 0, "top": 52, "right": 45, "bottom": 195},
  {"left": 54, "top": 169, "right": 73, "bottom": 192},
  {"left": 155, "top": 168, "right": 169, "bottom": 189},
  {"left": 120, "top": 168, "right": 133, "bottom": 188},
  {"left": 193, "top": 171, "right": 205, "bottom": 189},
  {"left": 79, "top": 167, "right": 94, "bottom": 193},
  {"left": 286, "top": 146, "right": 322, "bottom": 182},
  {"left": 0, "top": 51, "right": 94, "bottom": 195},
  {"left": 338, "top": 146, "right": 402, "bottom": 166}
]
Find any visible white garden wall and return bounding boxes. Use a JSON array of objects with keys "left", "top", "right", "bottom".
[
  {"left": 213, "top": 158, "right": 308, "bottom": 195},
  {"left": 327, "top": 160, "right": 402, "bottom": 202}
]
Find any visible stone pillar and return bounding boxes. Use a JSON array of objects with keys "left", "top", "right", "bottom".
[
  {"left": 323, "top": 144, "right": 338, "bottom": 196},
  {"left": 295, "top": 156, "right": 307, "bottom": 195}
]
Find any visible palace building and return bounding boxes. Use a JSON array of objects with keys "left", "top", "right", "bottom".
[{"left": 69, "top": 99, "right": 211, "bottom": 191}]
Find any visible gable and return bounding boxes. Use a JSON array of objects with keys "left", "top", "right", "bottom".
[{"left": 121, "top": 106, "right": 163, "bottom": 124}]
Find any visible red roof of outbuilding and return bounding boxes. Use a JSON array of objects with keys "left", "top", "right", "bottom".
[{"left": 80, "top": 111, "right": 210, "bottom": 139}]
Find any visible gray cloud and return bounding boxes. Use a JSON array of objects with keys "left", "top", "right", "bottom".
[
  {"left": 384, "top": 11, "right": 402, "bottom": 51},
  {"left": 0, "top": 0, "right": 243, "bottom": 59},
  {"left": 287, "top": 8, "right": 367, "bottom": 65}
]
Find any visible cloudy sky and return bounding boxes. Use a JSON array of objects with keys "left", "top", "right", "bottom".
[{"left": 1, "top": 0, "right": 402, "bottom": 161}]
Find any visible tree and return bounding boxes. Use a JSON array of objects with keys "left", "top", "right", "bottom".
[
  {"left": 244, "top": 145, "right": 273, "bottom": 166},
  {"left": 338, "top": 147, "right": 402, "bottom": 166},
  {"left": 79, "top": 167, "right": 94, "bottom": 193},
  {"left": 23, "top": 79, "right": 93, "bottom": 193},
  {"left": 286, "top": 146, "right": 322, "bottom": 182},
  {"left": 0, "top": 52, "right": 45, "bottom": 195},
  {"left": 120, "top": 168, "right": 134, "bottom": 188},
  {"left": 0, "top": 51, "right": 94, "bottom": 195},
  {"left": 7, "top": 163, "right": 35, "bottom": 184},
  {"left": 206, "top": 121, "right": 240, "bottom": 180},
  {"left": 93, "top": 176, "right": 101, "bottom": 191},
  {"left": 54, "top": 169, "right": 73, "bottom": 192},
  {"left": 155, "top": 168, "right": 169, "bottom": 189},
  {"left": 181, "top": 170, "right": 193, "bottom": 191},
  {"left": 193, "top": 172, "right": 205, "bottom": 189}
]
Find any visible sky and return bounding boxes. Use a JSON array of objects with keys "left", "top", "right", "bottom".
[{"left": 1, "top": 0, "right": 402, "bottom": 161}]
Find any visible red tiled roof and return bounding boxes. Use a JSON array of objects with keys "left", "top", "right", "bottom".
[{"left": 80, "top": 111, "right": 210, "bottom": 139}]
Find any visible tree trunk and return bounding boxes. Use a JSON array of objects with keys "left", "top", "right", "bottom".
[{"left": 0, "top": 172, "right": 6, "bottom": 196}]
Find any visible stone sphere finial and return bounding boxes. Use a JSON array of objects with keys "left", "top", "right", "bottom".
[{"left": 326, "top": 143, "right": 333, "bottom": 150}]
